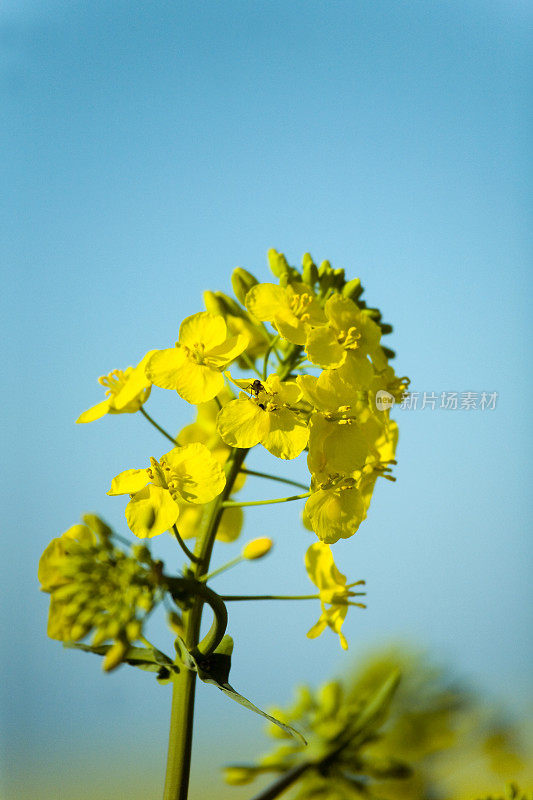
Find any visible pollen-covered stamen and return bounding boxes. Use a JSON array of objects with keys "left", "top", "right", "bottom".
[
  {"left": 323, "top": 405, "right": 357, "bottom": 425},
  {"left": 336, "top": 326, "right": 361, "bottom": 350},
  {"left": 289, "top": 292, "right": 313, "bottom": 322},
  {"left": 182, "top": 342, "right": 207, "bottom": 365},
  {"left": 147, "top": 457, "right": 170, "bottom": 488},
  {"left": 98, "top": 369, "right": 132, "bottom": 398}
]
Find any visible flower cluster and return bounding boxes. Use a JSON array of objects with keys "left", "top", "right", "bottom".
[
  {"left": 62, "top": 250, "right": 408, "bottom": 650},
  {"left": 38, "top": 514, "right": 162, "bottom": 670}
]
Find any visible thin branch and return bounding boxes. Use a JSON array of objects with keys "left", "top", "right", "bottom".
[
  {"left": 240, "top": 467, "right": 309, "bottom": 492},
  {"left": 140, "top": 407, "right": 178, "bottom": 446},
  {"left": 221, "top": 491, "right": 311, "bottom": 509},
  {"left": 172, "top": 525, "right": 201, "bottom": 563}
]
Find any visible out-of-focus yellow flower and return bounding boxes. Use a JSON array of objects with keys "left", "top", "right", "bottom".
[
  {"left": 107, "top": 443, "right": 226, "bottom": 538},
  {"left": 305, "top": 542, "right": 365, "bottom": 650},
  {"left": 305, "top": 294, "right": 382, "bottom": 369},
  {"left": 146, "top": 312, "right": 248, "bottom": 404},
  {"left": 76, "top": 351, "right": 155, "bottom": 423},
  {"left": 38, "top": 515, "right": 161, "bottom": 670},
  {"left": 245, "top": 282, "right": 326, "bottom": 345},
  {"left": 217, "top": 373, "right": 309, "bottom": 459}
]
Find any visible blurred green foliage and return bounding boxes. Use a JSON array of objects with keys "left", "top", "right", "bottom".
[{"left": 225, "top": 647, "right": 532, "bottom": 799}]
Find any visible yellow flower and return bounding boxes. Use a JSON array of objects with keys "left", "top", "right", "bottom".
[
  {"left": 298, "top": 370, "right": 378, "bottom": 476},
  {"left": 245, "top": 282, "right": 326, "bottom": 345},
  {"left": 38, "top": 524, "right": 95, "bottom": 594},
  {"left": 145, "top": 312, "right": 248, "bottom": 404},
  {"left": 303, "top": 474, "right": 366, "bottom": 544},
  {"left": 216, "top": 373, "right": 309, "bottom": 459},
  {"left": 76, "top": 351, "right": 155, "bottom": 423},
  {"left": 305, "top": 542, "right": 365, "bottom": 650},
  {"left": 107, "top": 443, "right": 226, "bottom": 538},
  {"left": 305, "top": 294, "right": 382, "bottom": 369}
]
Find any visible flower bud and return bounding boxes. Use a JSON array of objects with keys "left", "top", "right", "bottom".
[
  {"left": 302, "top": 253, "right": 318, "bottom": 287},
  {"left": 342, "top": 277, "right": 363, "bottom": 301},
  {"left": 267, "top": 248, "right": 289, "bottom": 278},
  {"left": 242, "top": 537, "right": 273, "bottom": 560},
  {"left": 231, "top": 267, "right": 258, "bottom": 305},
  {"left": 103, "top": 639, "right": 128, "bottom": 672}
]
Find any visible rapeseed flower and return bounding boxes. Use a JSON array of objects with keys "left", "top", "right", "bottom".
[
  {"left": 76, "top": 351, "right": 155, "bottom": 423},
  {"left": 303, "top": 474, "right": 366, "bottom": 544},
  {"left": 216, "top": 373, "right": 309, "bottom": 459},
  {"left": 245, "top": 281, "right": 325, "bottom": 345},
  {"left": 108, "top": 443, "right": 226, "bottom": 538},
  {"left": 146, "top": 312, "right": 248, "bottom": 404},
  {"left": 305, "top": 293, "right": 382, "bottom": 369},
  {"left": 305, "top": 542, "right": 365, "bottom": 649}
]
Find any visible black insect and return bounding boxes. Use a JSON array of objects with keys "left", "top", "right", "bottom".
[{"left": 247, "top": 379, "right": 264, "bottom": 397}]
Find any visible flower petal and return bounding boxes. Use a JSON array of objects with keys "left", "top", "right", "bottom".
[
  {"left": 179, "top": 312, "right": 227, "bottom": 350},
  {"left": 76, "top": 399, "right": 111, "bottom": 424},
  {"left": 146, "top": 347, "right": 188, "bottom": 389},
  {"left": 107, "top": 468, "right": 149, "bottom": 496},
  {"left": 217, "top": 397, "right": 270, "bottom": 448},
  {"left": 245, "top": 283, "right": 287, "bottom": 321},
  {"left": 174, "top": 363, "right": 225, "bottom": 405},
  {"left": 113, "top": 350, "right": 157, "bottom": 410},
  {"left": 261, "top": 407, "right": 309, "bottom": 460},
  {"left": 125, "top": 484, "right": 180, "bottom": 538},
  {"left": 306, "top": 325, "right": 346, "bottom": 369},
  {"left": 304, "top": 486, "right": 365, "bottom": 544},
  {"left": 206, "top": 334, "right": 249, "bottom": 367},
  {"left": 162, "top": 442, "right": 226, "bottom": 504}
]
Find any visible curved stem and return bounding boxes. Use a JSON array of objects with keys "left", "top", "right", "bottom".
[
  {"left": 221, "top": 491, "right": 310, "bottom": 509},
  {"left": 172, "top": 525, "right": 200, "bottom": 564},
  {"left": 140, "top": 407, "right": 178, "bottom": 445},
  {"left": 240, "top": 467, "right": 309, "bottom": 491}
]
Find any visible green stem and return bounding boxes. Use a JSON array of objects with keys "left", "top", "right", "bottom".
[
  {"left": 249, "top": 763, "right": 312, "bottom": 800},
  {"left": 172, "top": 525, "right": 200, "bottom": 564},
  {"left": 163, "top": 341, "right": 304, "bottom": 800},
  {"left": 240, "top": 467, "right": 308, "bottom": 491},
  {"left": 222, "top": 594, "right": 320, "bottom": 601},
  {"left": 262, "top": 335, "right": 280, "bottom": 380},
  {"left": 163, "top": 447, "right": 247, "bottom": 800},
  {"left": 239, "top": 351, "right": 263, "bottom": 378},
  {"left": 221, "top": 491, "right": 310, "bottom": 509},
  {"left": 200, "top": 556, "right": 243, "bottom": 582},
  {"left": 140, "top": 407, "right": 178, "bottom": 445}
]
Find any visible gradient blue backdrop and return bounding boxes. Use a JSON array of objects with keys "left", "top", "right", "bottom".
[{"left": 2, "top": 1, "right": 531, "bottom": 798}]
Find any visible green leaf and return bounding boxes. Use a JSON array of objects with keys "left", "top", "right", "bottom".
[
  {"left": 174, "top": 635, "right": 307, "bottom": 745},
  {"left": 65, "top": 642, "right": 177, "bottom": 681}
]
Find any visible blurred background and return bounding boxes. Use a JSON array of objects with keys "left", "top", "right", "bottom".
[{"left": 2, "top": 1, "right": 531, "bottom": 798}]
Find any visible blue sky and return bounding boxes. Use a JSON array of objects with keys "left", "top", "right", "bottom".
[{"left": 2, "top": 1, "right": 532, "bottom": 798}]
